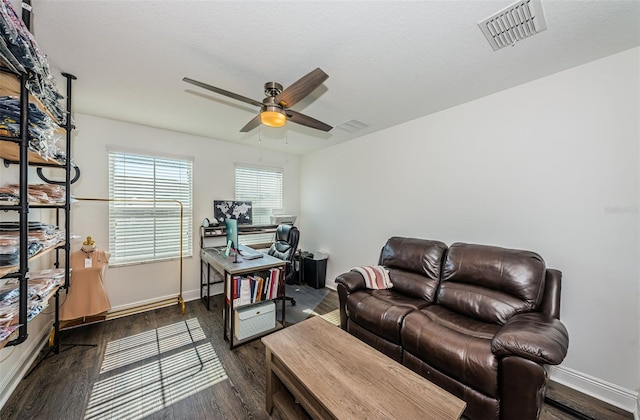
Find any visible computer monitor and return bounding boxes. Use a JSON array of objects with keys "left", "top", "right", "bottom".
[{"left": 225, "top": 218, "right": 239, "bottom": 256}]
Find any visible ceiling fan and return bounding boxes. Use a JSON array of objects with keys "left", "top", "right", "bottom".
[{"left": 183, "top": 68, "right": 332, "bottom": 133}]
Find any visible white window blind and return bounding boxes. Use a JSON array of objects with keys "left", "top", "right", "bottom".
[
  {"left": 235, "top": 165, "right": 282, "bottom": 246},
  {"left": 109, "top": 151, "right": 193, "bottom": 265}
]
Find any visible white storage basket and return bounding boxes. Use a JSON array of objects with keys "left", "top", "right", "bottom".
[{"left": 234, "top": 300, "right": 276, "bottom": 340}]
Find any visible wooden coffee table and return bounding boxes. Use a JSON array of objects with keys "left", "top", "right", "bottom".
[{"left": 261, "top": 316, "right": 466, "bottom": 419}]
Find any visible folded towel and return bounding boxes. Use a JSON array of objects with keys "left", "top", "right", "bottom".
[{"left": 352, "top": 265, "right": 393, "bottom": 290}]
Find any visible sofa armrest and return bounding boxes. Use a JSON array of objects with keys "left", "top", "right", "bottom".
[
  {"left": 335, "top": 270, "right": 367, "bottom": 330},
  {"left": 335, "top": 270, "right": 366, "bottom": 293},
  {"left": 492, "top": 313, "right": 569, "bottom": 365}
]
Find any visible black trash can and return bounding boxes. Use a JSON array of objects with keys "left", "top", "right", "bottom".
[{"left": 302, "top": 252, "right": 328, "bottom": 289}]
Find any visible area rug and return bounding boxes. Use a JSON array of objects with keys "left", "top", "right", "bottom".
[
  {"left": 276, "top": 284, "right": 329, "bottom": 324},
  {"left": 318, "top": 309, "right": 340, "bottom": 326}
]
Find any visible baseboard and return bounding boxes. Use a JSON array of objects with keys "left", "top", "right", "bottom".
[
  {"left": 0, "top": 321, "right": 51, "bottom": 409},
  {"left": 549, "top": 365, "right": 638, "bottom": 415},
  {"left": 106, "top": 287, "right": 223, "bottom": 319}
]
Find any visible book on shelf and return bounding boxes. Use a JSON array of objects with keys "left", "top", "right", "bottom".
[
  {"left": 227, "top": 268, "right": 282, "bottom": 307},
  {"left": 264, "top": 274, "right": 271, "bottom": 301},
  {"left": 256, "top": 276, "right": 264, "bottom": 302},
  {"left": 239, "top": 277, "right": 251, "bottom": 306},
  {"left": 251, "top": 276, "right": 264, "bottom": 303},
  {"left": 231, "top": 276, "right": 238, "bottom": 306},
  {"left": 225, "top": 273, "right": 232, "bottom": 305},
  {"left": 249, "top": 276, "right": 255, "bottom": 303},
  {"left": 269, "top": 268, "right": 280, "bottom": 299}
]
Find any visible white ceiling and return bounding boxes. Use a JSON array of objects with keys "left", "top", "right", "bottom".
[{"left": 26, "top": 0, "right": 640, "bottom": 155}]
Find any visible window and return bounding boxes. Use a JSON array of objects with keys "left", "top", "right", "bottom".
[
  {"left": 235, "top": 165, "right": 283, "bottom": 245},
  {"left": 108, "top": 151, "right": 193, "bottom": 265}
]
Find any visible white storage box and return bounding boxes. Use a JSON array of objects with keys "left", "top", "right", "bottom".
[{"left": 234, "top": 301, "right": 276, "bottom": 340}]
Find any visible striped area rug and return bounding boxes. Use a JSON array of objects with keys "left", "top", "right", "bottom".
[{"left": 317, "top": 309, "right": 340, "bottom": 326}]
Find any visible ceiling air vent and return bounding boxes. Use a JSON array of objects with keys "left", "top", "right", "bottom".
[
  {"left": 335, "top": 119, "right": 370, "bottom": 133},
  {"left": 478, "top": 0, "right": 548, "bottom": 51}
]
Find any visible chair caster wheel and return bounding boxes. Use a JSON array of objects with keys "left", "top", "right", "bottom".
[{"left": 291, "top": 299, "right": 296, "bottom": 306}]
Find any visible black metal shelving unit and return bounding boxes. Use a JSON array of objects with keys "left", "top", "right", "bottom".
[
  {"left": 0, "top": 68, "right": 77, "bottom": 352},
  {"left": 0, "top": 4, "right": 78, "bottom": 353}
]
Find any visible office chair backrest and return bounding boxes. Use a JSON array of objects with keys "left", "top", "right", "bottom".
[{"left": 267, "top": 224, "right": 300, "bottom": 264}]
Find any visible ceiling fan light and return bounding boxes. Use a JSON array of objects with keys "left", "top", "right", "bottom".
[{"left": 261, "top": 109, "right": 286, "bottom": 127}]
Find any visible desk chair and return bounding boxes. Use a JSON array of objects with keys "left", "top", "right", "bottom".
[{"left": 267, "top": 224, "right": 300, "bottom": 306}]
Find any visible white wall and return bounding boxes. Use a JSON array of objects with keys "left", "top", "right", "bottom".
[
  {"left": 300, "top": 48, "right": 639, "bottom": 410},
  {"left": 71, "top": 114, "right": 300, "bottom": 309}
]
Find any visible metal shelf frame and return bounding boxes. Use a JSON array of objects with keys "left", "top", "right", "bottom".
[{"left": 0, "top": 52, "right": 77, "bottom": 352}]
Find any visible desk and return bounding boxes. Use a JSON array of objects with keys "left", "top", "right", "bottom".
[{"left": 200, "top": 245, "right": 286, "bottom": 349}]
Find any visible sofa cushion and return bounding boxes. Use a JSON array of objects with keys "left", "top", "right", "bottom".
[
  {"left": 346, "top": 289, "right": 430, "bottom": 344},
  {"left": 402, "top": 306, "right": 501, "bottom": 398},
  {"left": 387, "top": 268, "right": 440, "bottom": 302},
  {"left": 379, "top": 237, "right": 447, "bottom": 302},
  {"left": 438, "top": 242, "right": 546, "bottom": 325},
  {"left": 347, "top": 321, "right": 404, "bottom": 362}
]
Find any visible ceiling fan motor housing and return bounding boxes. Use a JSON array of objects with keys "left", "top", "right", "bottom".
[{"left": 264, "top": 82, "right": 283, "bottom": 97}]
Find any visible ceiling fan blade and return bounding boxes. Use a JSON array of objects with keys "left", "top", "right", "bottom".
[
  {"left": 183, "top": 77, "right": 263, "bottom": 108},
  {"left": 286, "top": 110, "right": 332, "bottom": 132},
  {"left": 275, "top": 68, "right": 328, "bottom": 108},
  {"left": 240, "top": 114, "right": 262, "bottom": 132}
]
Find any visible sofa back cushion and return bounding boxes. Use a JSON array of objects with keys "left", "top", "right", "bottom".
[
  {"left": 437, "top": 242, "right": 546, "bottom": 325},
  {"left": 378, "top": 237, "right": 448, "bottom": 302}
]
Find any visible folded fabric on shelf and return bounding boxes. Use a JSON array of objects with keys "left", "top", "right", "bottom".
[
  {"left": 0, "top": 269, "right": 63, "bottom": 325},
  {"left": 26, "top": 183, "right": 65, "bottom": 202},
  {"left": 0, "top": 221, "right": 54, "bottom": 232},
  {"left": 0, "top": 222, "right": 64, "bottom": 266},
  {"left": 0, "top": 96, "right": 65, "bottom": 163},
  {"left": 0, "top": 250, "right": 18, "bottom": 266},
  {"left": 0, "top": 0, "right": 65, "bottom": 124},
  {"left": 0, "top": 186, "right": 18, "bottom": 202},
  {"left": 3, "top": 183, "right": 66, "bottom": 203},
  {"left": 0, "top": 324, "right": 17, "bottom": 341},
  {"left": 0, "top": 35, "right": 24, "bottom": 74}
]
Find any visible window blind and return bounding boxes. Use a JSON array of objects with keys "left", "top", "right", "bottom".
[
  {"left": 108, "top": 151, "right": 193, "bottom": 265},
  {"left": 235, "top": 165, "right": 283, "bottom": 246}
]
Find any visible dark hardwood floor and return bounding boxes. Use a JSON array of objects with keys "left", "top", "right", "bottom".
[{"left": 0, "top": 288, "right": 632, "bottom": 420}]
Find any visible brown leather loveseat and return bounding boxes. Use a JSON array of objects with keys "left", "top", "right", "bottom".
[{"left": 336, "top": 237, "right": 569, "bottom": 420}]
